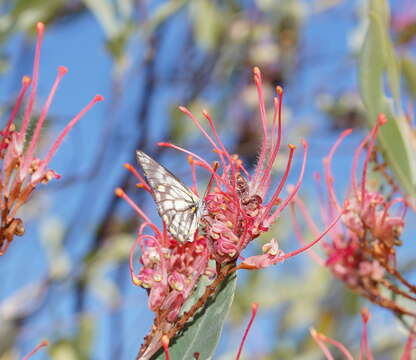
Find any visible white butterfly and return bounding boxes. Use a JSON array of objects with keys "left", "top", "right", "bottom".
[{"left": 136, "top": 150, "right": 204, "bottom": 243}]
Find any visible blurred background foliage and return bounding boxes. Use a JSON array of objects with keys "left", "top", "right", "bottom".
[{"left": 0, "top": 0, "right": 415, "bottom": 359}]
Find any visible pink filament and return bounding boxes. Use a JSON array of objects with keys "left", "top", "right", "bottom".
[
  {"left": 263, "top": 145, "right": 296, "bottom": 218},
  {"left": 20, "top": 22, "right": 44, "bottom": 140},
  {"left": 281, "top": 208, "right": 343, "bottom": 261},
  {"left": 251, "top": 67, "right": 269, "bottom": 188},
  {"left": 158, "top": 142, "right": 231, "bottom": 191},
  {"left": 235, "top": 303, "right": 258, "bottom": 360},
  {"left": 2, "top": 76, "right": 31, "bottom": 141},
  {"left": 129, "top": 222, "right": 149, "bottom": 283},
  {"left": 360, "top": 114, "right": 387, "bottom": 203},
  {"left": 124, "top": 163, "right": 151, "bottom": 192},
  {"left": 115, "top": 188, "right": 154, "bottom": 230},
  {"left": 311, "top": 329, "right": 354, "bottom": 360},
  {"left": 351, "top": 114, "right": 386, "bottom": 199},
  {"left": 290, "top": 202, "right": 325, "bottom": 266},
  {"left": 258, "top": 91, "right": 283, "bottom": 194},
  {"left": 179, "top": 106, "right": 226, "bottom": 168},
  {"left": 43, "top": 94, "right": 103, "bottom": 166},
  {"left": 359, "top": 309, "right": 374, "bottom": 360},
  {"left": 22, "top": 340, "right": 48, "bottom": 360},
  {"left": 324, "top": 128, "right": 353, "bottom": 215},
  {"left": 202, "top": 109, "right": 231, "bottom": 166},
  {"left": 268, "top": 140, "right": 308, "bottom": 225},
  {"left": 22, "top": 66, "right": 68, "bottom": 177}
]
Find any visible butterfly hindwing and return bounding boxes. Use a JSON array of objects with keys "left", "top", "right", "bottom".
[{"left": 136, "top": 150, "right": 201, "bottom": 243}]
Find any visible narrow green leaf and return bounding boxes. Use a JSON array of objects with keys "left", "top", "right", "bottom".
[
  {"left": 152, "top": 273, "right": 237, "bottom": 360},
  {"left": 401, "top": 56, "right": 416, "bottom": 99},
  {"left": 359, "top": 0, "right": 416, "bottom": 199}
]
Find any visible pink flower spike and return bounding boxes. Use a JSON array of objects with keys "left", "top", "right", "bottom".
[
  {"left": 22, "top": 339, "right": 49, "bottom": 360},
  {"left": 235, "top": 303, "right": 259, "bottom": 360},
  {"left": 21, "top": 66, "right": 68, "bottom": 180},
  {"left": 20, "top": 22, "right": 45, "bottom": 141}
]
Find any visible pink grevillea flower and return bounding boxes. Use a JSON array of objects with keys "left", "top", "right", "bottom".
[
  {"left": 311, "top": 308, "right": 415, "bottom": 360},
  {"left": 0, "top": 22, "right": 103, "bottom": 255},
  {"left": 294, "top": 115, "right": 415, "bottom": 315},
  {"left": 322, "top": 114, "right": 406, "bottom": 268},
  {"left": 160, "top": 67, "right": 341, "bottom": 267},
  {"left": 116, "top": 165, "right": 210, "bottom": 322}
]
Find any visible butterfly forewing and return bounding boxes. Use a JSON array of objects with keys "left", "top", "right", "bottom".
[{"left": 136, "top": 151, "right": 201, "bottom": 243}]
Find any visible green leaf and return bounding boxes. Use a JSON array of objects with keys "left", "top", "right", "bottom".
[
  {"left": 359, "top": 0, "right": 416, "bottom": 199},
  {"left": 401, "top": 56, "right": 416, "bottom": 99},
  {"left": 152, "top": 273, "right": 237, "bottom": 360}
]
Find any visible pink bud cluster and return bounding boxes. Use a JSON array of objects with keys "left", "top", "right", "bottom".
[{"left": 0, "top": 22, "right": 103, "bottom": 255}]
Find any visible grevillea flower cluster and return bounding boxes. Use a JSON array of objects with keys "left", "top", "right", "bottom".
[
  {"left": 0, "top": 22, "right": 103, "bottom": 255},
  {"left": 118, "top": 68, "right": 342, "bottom": 359},
  {"left": 294, "top": 114, "right": 414, "bottom": 317},
  {"left": 160, "top": 68, "right": 340, "bottom": 270}
]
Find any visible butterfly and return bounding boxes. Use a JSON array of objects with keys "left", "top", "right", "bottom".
[{"left": 136, "top": 150, "right": 204, "bottom": 243}]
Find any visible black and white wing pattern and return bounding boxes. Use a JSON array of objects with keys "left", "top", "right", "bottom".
[{"left": 136, "top": 150, "right": 202, "bottom": 243}]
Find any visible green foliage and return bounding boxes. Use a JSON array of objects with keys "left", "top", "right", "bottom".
[
  {"left": 401, "top": 56, "right": 416, "bottom": 99},
  {"left": 359, "top": 0, "right": 416, "bottom": 199},
  {"left": 152, "top": 274, "right": 237, "bottom": 360}
]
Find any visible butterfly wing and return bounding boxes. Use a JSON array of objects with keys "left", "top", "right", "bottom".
[{"left": 136, "top": 150, "right": 201, "bottom": 243}]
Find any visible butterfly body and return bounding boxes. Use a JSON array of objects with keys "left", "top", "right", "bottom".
[{"left": 136, "top": 151, "right": 203, "bottom": 243}]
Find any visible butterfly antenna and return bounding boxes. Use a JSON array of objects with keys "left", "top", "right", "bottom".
[{"left": 203, "top": 162, "right": 219, "bottom": 200}]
